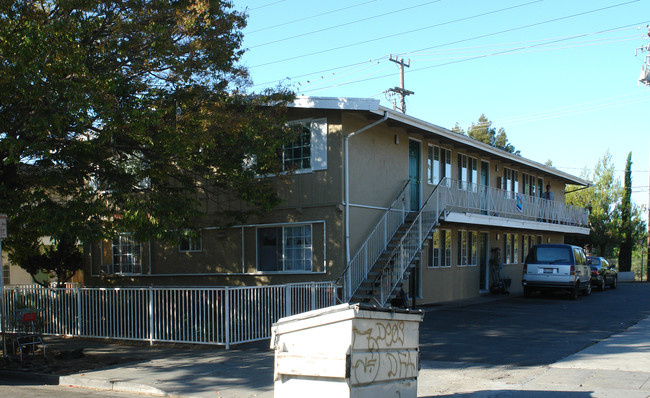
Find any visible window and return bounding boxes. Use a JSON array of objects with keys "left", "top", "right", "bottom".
[
  {"left": 441, "top": 148, "right": 451, "bottom": 186},
  {"left": 429, "top": 229, "right": 451, "bottom": 267},
  {"left": 504, "top": 233, "right": 512, "bottom": 264},
  {"left": 281, "top": 118, "right": 327, "bottom": 172},
  {"left": 470, "top": 231, "right": 478, "bottom": 265},
  {"left": 469, "top": 157, "right": 478, "bottom": 192},
  {"left": 513, "top": 171, "right": 519, "bottom": 195},
  {"left": 458, "top": 230, "right": 468, "bottom": 265},
  {"left": 112, "top": 234, "right": 142, "bottom": 274},
  {"left": 428, "top": 230, "right": 440, "bottom": 267},
  {"left": 457, "top": 230, "right": 478, "bottom": 266},
  {"left": 257, "top": 225, "right": 312, "bottom": 272},
  {"left": 504, "top": 168, "right": 512, "bottom": 192},
  {"left": 179, "top": 230, "right": 202, "bottom": 252},
  {"left": 458, "top": 154, "right": 468, "bottom": 189},
  {"left": 443, "top": 230, "right": 452, "bottom": 267},
  {"left": 513, "top": 233, "right": 519, "bottom": 264},
  {"left": 427, "top": 145, "right": 440, "bottom": 185},
  {"left": 284, "top": 121, "right": 311, "bottom": 171},
  {"left": 523, "top": 173, "right": 530, "bottom": 195}
]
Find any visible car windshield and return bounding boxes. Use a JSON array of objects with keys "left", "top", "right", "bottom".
[
  {"left": 532, "top": 247, "right": 572, "bottom": 265},
  {"left": 587, "top": 257, "right": 600, "bottom": 265}
]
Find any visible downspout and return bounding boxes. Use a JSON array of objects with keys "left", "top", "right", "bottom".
[{"left": 344, "top": 111, "right": 389, "bottom": 267}]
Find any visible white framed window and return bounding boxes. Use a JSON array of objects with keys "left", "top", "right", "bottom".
[
  {"left": 257, "top": 225, "right": 313, "bottom": 272},
  {"left": 457, "top": 230, "right": 477, "bottom": 266},
  {"left": 457, "top": 154, "right": 468, "bottom": 190},
  {"left": 470, "top": 231, "right": 478, "bottom": 265},
  {"left": 458, "top": 230, "right": 468, "bottom": 266},
  {"left": 429, "top": 229, "right": 451, "bottom": 267},
  {"left": 112, "top": 234, "right": 142, "bottom": 274},
  {"left": 504, "top": 233, "right": 512, "bottom": 264},
  {"left": 441, "top": 148, "right": 451, "bottom": 186},
  {"left": 284, "top": 118, "right": 327, "bottom": 172},
  {"left": 179, "top": 230, "right": 202, "bottom": 252},
  {"left": 469, "top": 157, "right": 478, "bottom": 192},
  {"left": 427, "top": 145, "right": 440, "bottom": 185}
]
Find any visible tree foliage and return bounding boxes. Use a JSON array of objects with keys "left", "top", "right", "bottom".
[
  {"left": 0, "top": 1, "right": 295, "bottom": 284},
  {"left": 453, "top": 114, "right": 520, "bottom": 155},
  {"left": 618, "top": 152, "right": 636, "bottom": 272},
  {"left": 566, "top": 151, "right": 646, "bottom": 261}
]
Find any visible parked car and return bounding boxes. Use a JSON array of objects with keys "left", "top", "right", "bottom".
[
  {"left": 522, "top": 244, "right": 592, "bottom": 299},
  {"left": 587, "top": 256, "right": 618, "bottom": 291}
]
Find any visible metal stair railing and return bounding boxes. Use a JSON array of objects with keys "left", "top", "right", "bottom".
[
  {"left": 376, "top": 179, "right": 449, "bottom": 306},
  {"left": 337, "top": 180, "right": 411, "bottom": 302}
]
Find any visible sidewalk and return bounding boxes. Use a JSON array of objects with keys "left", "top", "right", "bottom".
[{"left": 2, "top": 304, "right": 649, "bottom": 397}]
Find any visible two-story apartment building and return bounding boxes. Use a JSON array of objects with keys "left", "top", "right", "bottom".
[{"left": 84, "top": 96, "right": 590, "bottom": 306}]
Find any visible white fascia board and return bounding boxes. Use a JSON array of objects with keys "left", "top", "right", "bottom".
[
  {"left": 443, "top": 212, "right": 590, "bottom": 235},
  {"left": 289, "top": 96, "right": 381, "bottom": 111}
]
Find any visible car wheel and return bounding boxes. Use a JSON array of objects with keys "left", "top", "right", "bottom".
[
  {"left": 570, "top": 283, "right": 579, "bottom": 300},
  {"left": 583, "top": 282, "right": 591, "bottom": 296},
  {"left": 599, "top": 278, "right": 606, "bottom": 291},
  {"left": 611, "top": 277, "right": 617, "bottom": 289}
]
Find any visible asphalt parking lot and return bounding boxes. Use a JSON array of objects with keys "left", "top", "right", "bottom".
[{"left": 418, "top": 282, "right": 650, "bottom": 366}]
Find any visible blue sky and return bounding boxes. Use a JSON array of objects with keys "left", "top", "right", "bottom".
[{"left": 233, "top": 0, "right": 650, "bottom": 215}]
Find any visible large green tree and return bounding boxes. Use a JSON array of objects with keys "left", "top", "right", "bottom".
[
  {"left": 618, "top": 152, "right": 634, "bottom": 271},
  {"left": 453, "top": 114, "right": 520, "bottom": 155},
  {"left": 566, "top": 151, "right": 645, "bottom": 262},
  {"left": 0, "top": 1, "right": 294, "bottom": 285},
  {"left": 566, "top": 151, "right": 622, "bottom": 257}
]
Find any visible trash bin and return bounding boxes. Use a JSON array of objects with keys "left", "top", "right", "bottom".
[{"left": 271, "top": 303, "right": 423, "bottom": 397}]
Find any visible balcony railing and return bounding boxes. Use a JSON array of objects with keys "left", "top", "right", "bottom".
[{"left": 439, "top": 179, "right": 589, "bottom": 227}]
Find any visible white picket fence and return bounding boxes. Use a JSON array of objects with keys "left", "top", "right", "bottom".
[{"left": 2, "top": 282, "right": 337, "bottom": 348}]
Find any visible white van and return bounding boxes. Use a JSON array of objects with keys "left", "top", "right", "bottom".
[{"left": 522, "top": 244, "right": 592, "bottom": 299}]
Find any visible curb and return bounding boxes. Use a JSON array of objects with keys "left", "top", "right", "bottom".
[
  {"left": 59, "top": 374, "right": 170, "bottom": 396},
  {"left": 0, "top": 369, "right": 60, "bottom": 385}
]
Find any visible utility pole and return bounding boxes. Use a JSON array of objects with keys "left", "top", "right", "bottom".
[
  {"left": 637, "top": 25, "right": 650, "bottom": 281},
  {"left": 387, "top": 55, "right": 414, "bottom": 114}
]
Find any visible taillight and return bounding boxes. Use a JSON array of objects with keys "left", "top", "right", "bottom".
[
  {"left": 570, "top": 265, "right": 575, "bottom": 275},
  {"left": 591, "top": 270, "right": 599, "bottom": 276},
  {"left": 523, "top": 264, "right": 527, "bottom": 273}
]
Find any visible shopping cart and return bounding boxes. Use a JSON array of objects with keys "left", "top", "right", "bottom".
[{"left": 12, "top": 309, "right": 46, "bottom": 363}]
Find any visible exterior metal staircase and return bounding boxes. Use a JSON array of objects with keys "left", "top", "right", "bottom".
[{"left": 338, "top": 179, "right": 447, "bottom": 307}]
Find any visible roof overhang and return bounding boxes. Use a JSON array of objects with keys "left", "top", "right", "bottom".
[{"left": 289, "top": 96, "right": 590, "bottom": 187}]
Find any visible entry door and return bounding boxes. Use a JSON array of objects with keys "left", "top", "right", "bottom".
[
  {"left": 479, "top": 232, "right": 489, "bottom": 291},
  {"left": 408, "top": 140, "right": 421, "bottom": 211},
  {"left": 480, "top": 161, "right": 489, "bottom": 214}
]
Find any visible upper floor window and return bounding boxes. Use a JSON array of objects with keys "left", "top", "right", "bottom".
[
  {"left": 284, "top": 118, "right": 327, "bottom": 172},
  {"left": 458, "top": 154, "right": 468, "bottom": 190},
  {"left": 503, "top": 167, "right": 519, "bottom": 197},
  {"left": 441, "top": 148, "right": 451, "bottom": 186},
  {"left": 427, "top": 145, "right": 440, "bottom": 185}
]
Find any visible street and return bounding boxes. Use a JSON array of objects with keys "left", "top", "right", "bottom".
[{"left": 419, "top": 282, "right": 650, "bottom": 366}]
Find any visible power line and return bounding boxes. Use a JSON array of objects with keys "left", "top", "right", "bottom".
[
  {"left": 248, "top": 0, "right": 443, "bottom": 48},
  {"left": 248, "top": 0, "right": 285, "bottom": 11},
  {"left": 244, "top": 0, "right": 378, "bottom": 35},
  {"left": 249, "top": 0, "right": 544, "bottom": 68},
  {"left": 252, "top": 28, "right": 639, "bottom": 89},
  {"left": 295, "top": 22, "right": 649, "bottom": 94}
]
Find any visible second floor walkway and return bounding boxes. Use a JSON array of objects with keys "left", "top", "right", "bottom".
[{"left": 434, "top": 178, "right": 589, "bottom": 234}]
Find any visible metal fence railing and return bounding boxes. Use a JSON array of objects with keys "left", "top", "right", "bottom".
[{"left": 1, "top": 282, "right": 337, "bottom": 348}]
